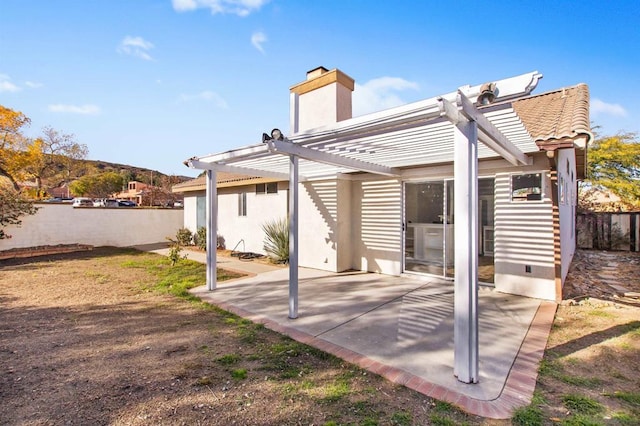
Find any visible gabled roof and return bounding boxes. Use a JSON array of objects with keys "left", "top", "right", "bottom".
[
  {"left": 513, "top": 83, "right": 592, "bottom": 178},
  {"left": 513, "top": 83, "right": 591, "bottom": 146},
  {"left": 171, "top": 172, "right": 278, "bottom": 193}
]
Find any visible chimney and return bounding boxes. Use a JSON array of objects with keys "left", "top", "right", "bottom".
[{"left": 289, "top": 66, "right": 355, "bottom": 133}]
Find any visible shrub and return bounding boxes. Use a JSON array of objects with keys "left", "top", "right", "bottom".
[
  {"left": 175, "top": 227, "right": 193, "bottom": 246},
  {"left": 166, "top": 238, "right": 186, "bottom": 266},
  {"left": 194, "top": 227, "right": 207, "bottom": 251},
  {"left": 262, "top": 218, "right": 289, "bottom": 263}
]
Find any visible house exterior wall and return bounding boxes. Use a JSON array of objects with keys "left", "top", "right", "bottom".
[
  {"left": 1, "top": 204, "right": 183, "bottom": 250},
  {"left": 179, "top": 155, "right": 568, "bottom": 300},
  {"left": 556, "top": 148, "right": 578, "bottom": 280},
  {"left": 182, "top": 184, "right": 288, "bottom": 254},
  {"left": 299, "top": 179, "right": 338, "bottom": 270},
  {"left": 183, "top": 191, "right": 201, "bottom": 232},
  {"left": 493, "top": 154, "right": 557, "bottom": 300},
  {"left": 217, "top": 183, "right": 288, "bottom": 254},
  {"left": 351, "top": 178, "right": 403, "bottom": 275}
]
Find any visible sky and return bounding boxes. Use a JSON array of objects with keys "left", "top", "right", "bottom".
[{"left": 1, "top": 0, "right": 639, "bottom": 178}]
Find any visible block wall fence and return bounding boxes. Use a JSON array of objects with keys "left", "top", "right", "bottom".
[{"left": 1, "top": 203, "right": 183, "bottom": 252}]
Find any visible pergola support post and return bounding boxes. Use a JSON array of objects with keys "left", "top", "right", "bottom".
[
  {"left": 206, "top": 169, "right": 217, "bottom": 291},
  {"left": 288, "top": 155, "right": 299, "bottom": 319},
  {"left": 453, "top": 119, "right": 479, "bottom": 384}
]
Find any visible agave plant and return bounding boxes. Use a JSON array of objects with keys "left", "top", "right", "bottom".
[{"left": 261, "top": 217, "right": 289, "bottom": 263}]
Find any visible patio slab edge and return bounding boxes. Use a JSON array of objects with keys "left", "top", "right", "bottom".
[{"left": 191, "top": 287, "right": 557, "bottom": 420}]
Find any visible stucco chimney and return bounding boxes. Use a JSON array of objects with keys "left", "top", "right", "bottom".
[{"left": 289, "top": 66, "right": 355, "bottom": 133}]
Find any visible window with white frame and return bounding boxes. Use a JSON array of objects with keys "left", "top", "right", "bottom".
[
  {"left": 511, "top": 173, "right": 542, "bottom": 202},
  {"left": 238, "top": 192, "right": 247, "bottom": 216}
]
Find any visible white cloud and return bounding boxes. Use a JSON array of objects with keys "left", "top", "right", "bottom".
[
  {"left": 179, "top": 91, "right": 228, "bottom": 108},
  {"left": 251, "top": 31, "right": 266, "bottom": 54},
  {"left": 172, "top": 0, "right": 269, "bottom": 16},
  {"left": 117, "top": 36, "right": 155, "bottom": 61},
  {"left": 48, "top": 104, "right": 101, "bottom": 115},
  {"left": 353, "top": 77, "right": 420, "bottom": 116},
  {"left": 591, "top": 98, "right": 627, "bottom": 117},
  {"left": 0, "top": 74, "right": 21, "bottom": 92},
  {"left": 25, "top": 81, "right": 43, "bottom": 89}
]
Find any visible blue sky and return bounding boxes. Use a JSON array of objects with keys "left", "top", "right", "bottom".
[{"left": 1, "top": 1, "right": 638, "bottom": 177}]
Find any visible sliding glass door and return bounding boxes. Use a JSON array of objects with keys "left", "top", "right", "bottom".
[{"left": 403, "top": 178, "right": 494, "bottom": 283}]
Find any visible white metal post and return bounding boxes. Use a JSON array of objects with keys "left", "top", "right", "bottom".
[
  {"left": 206, "top": 169, "right": 217, "bottom": 291},
  {"left": 288, "top": 155, "right": 299, "bottom": 319},
  {"left": 453, "top": 119, "right": 479, "bottom": 383}
]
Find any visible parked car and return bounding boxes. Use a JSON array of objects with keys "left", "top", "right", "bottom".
[
  {"left": 72, "top": 197, "right": 94, "bottom": 207},
  {"left": 43, "top": 197, "right": 74, "bottom": 203},
  {"left": 117, "top": 200, "right": 137, "bottom": 207},
  {"left": 93, "top": 198, "right": 119, "bottom": 207}
]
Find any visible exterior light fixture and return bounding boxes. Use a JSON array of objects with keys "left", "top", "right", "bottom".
[
  {"left": 477, "top": 82, "right": 497, "bottom": 105},
  {"left": 262, "top": 128, "right": 285, "bottom": 143}
]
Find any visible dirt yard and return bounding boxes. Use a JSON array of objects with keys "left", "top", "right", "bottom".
[{"left": 0, "top": 247, "right": 638, "bottom": 425}]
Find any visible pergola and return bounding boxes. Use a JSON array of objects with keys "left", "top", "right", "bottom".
[{"left": 185, "top": 71, "right": 542, "bottom": 384}]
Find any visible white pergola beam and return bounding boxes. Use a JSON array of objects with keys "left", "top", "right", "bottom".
[
  {"left": 453, "top": 119, "right": 479, "bottom": 384},
  {"left": 439, "top": 94, "right": 531, "bottom": 167},
  {"left": 205, "top": 170, "right": 217, "bottom": 291},
  {"left": 267, "top": 139, "right": 402, "bottom": 177},
  {"left": 438, "top": 96, "right": 462, "bottom": 124},
  {"left": 288, "top": 155, "right": 299, "bottom": 319},
  {"left": 186, "top": 158, "right": 300, "bottom": 181},
  {"left": 197, "top": 144, "right": 270, "bottom": 163},
  {"left": 457, "top": 91, "right": 531, "bottom": 166}
]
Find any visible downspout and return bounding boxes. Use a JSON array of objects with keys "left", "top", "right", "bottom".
[{"left": 547, "top": 150, "right": 563, "bottom": 302}]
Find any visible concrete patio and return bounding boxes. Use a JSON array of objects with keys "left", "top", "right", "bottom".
[
  {"left": 135, "top": 244, "right": 555, "bottom": 419},
  {"left": 192, "top": 262, "right": 554, "bottom": 419}
]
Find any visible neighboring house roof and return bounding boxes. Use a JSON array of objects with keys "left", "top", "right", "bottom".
[
  {"left": 513, "top": 84, "right": 592, "bottom": 178},
  {"left": 171, "top": 172, "right": 279, "bottom": 193}
]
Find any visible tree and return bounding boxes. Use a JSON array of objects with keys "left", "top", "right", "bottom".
[
  {"left": 0, "top": 105, "right": 31, "bottom": 190},
  {"left": 583, "top": 131, "right": 640, "bottom": 209},
  {"left": 69, "top": 172, "right": 125, "bottom": 198},
  {"left": 0, "top": 188, "right": 39, "bottom": 239},
  {"left": 25, "top": 126, "right": 88, "bottom": 190}
]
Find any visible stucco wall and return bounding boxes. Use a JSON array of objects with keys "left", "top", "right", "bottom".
[
  {"left": 1, "top": 204, "right": 183, "bottom": 251},
  {"left": 297, "top": 84, "right": 338, "bottom": 131},
  {"left": 183, "top": 192, "right": 201, "bottom": 232},
  {"left": 216, "top": 183, "right": 288, "bottom": 254},
  {"left": 556, "top": 148, "right": 577, "bottom": 280},
  {"left": 351, "top": 178, "right": 403, "bottom": 275},
  {"left": 297, "top": 178, "right": 354, "bottom": 272},
  {"left": 493, "top": 165, "right": 556, "bottom": 300}
]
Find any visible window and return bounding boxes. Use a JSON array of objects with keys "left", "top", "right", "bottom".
[
  {"left": 238, "top": 192, "right": 247, "bottom": 216},
  {"left": 256, "top": 182, "right": 278, "bottom": 194},
  {"left": 511, "top": 173, "right": 542, "bottom": 201},
  {"left": 196, "top": 195, "right": 206, "bottom": 228}
]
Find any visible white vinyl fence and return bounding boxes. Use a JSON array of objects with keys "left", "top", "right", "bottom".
[{"left": 1, "top": 203, "right": 183, "bottom": 251}]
